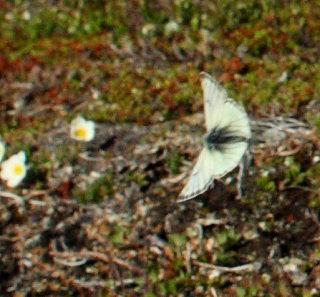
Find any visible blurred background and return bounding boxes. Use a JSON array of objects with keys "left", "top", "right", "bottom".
[{"left": 1, "top": 1, "right": 320, "bottom": 296}]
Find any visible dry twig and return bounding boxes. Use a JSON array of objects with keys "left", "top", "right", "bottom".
[
  {"left": 50, "top": 251, "right": 144, "bottom": 275},
  {"left": 0, "top": 191, "right": 25, "bottom": 206},
  {"left": 194, "top": 260, "right": 261, "bottom": 273}
]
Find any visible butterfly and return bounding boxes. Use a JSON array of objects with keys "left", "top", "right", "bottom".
[{"left": 178, "top": 72, "right": 251, "bottom": 202}]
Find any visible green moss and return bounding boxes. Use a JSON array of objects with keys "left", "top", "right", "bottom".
[
  {"left": 237, "top": 286, "right": 260, "bottom": 297},
  {"left": 148, "top": 262, "right": 160, "bottom": 283},
  {"left": 284, "top": 156, "right": 307, "bottom": 186},
  {"left": 306, "top": 112, "right": 320, "bottom": 132},
  {"left": 307, "top": 164, "right": 320, "bottom": 211},
  {"left": 216, "top": 229, "right": 242, "bottom": 265},
  {"left": 55, "top": 143, "right": 81, "bottom": 164},
  {"left": 126, "top": 172, "right": 149, "bottom": 188},
  {"left": 165, "top": 150, "right": 183, "bottom": 175},
  {"left": 257, "top": 175, "right": 277, "bottom": 192},
  {"left": 27, "top": 150, "right": 52, "bottom": 189},
  {"left": 168, "top": 233, "right": 188, "bottom": 247},
  {"left": 109, "top": 225, "right": 130, "bottom": 245},
  {"left": 73, "top": 173, "right": 115, "bottom": 204}
]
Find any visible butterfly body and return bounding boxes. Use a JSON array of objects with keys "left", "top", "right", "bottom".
[
  {"left": 178, "top": 72, "right": 251, "bottom": 202},
  {"left": 204, "top": 126, "right": 248, "bottom": 152}
]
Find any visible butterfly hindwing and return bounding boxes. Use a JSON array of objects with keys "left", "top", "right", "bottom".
[
  {"left": 213, "top": 141, "right": 248, "bottom": 177},
  {"left": 179, "top": 148, "right": 217, "bottom": 202}
]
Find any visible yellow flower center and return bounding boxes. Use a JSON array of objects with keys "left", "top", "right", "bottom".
[
  {"left": 75, "top": 128, "right": 87, "bottom": 139},
  {"left": 14, "top": 164, "right": 24, "bottom": 176}
]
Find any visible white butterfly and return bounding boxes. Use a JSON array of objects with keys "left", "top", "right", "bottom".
[{"left": 178, "top": 72, "right": 251, "bottom": 202}]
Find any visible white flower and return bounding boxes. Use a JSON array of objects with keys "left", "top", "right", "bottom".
[
  {"left": 0, "top": 140, "right": 5, "bottom": 162},
  {"left": 70, "top": 116, "right": 95, "bottom": 142},
  {"left": 0, "top": 151, "right": 27, "bottom": 187}
]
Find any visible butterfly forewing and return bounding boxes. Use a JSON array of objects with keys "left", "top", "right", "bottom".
[
  {"left": 219, "top": 100, "right": 251, "bottom": 139},
  {"left": 201, "top": 72, "right": 227, "bottom": 131}
]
